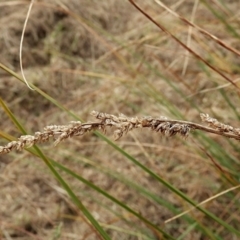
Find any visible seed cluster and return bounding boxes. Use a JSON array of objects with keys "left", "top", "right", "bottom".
[
  {"left": 92, "top": 111, "right": 190, "bottom": 139},
  {"left": 0, "top": 112, "right": 239, "bottom": 154},
  {"left": 200, "top": 113, "right": 240, "bottom": 135}
]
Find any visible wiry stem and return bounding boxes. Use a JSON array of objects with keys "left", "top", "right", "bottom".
[{"left": 0, "top": 111, "right": 240, "bottom": 155}]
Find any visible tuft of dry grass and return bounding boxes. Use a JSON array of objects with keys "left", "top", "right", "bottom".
[{"left": 1, "top": 0, "right": 240, "bottom": 239}]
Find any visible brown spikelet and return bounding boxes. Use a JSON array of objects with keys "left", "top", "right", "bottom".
[{"left": 200, "top": 113, "right": 234, "bottom": 132}]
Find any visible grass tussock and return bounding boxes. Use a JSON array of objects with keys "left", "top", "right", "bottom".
[{"left": 0, "top": 0, "right": 240, "bottom": 239}]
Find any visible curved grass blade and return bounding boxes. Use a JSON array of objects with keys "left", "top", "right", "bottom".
[{"left": 0, "top": 98, "right": 111, "bottom": 240}]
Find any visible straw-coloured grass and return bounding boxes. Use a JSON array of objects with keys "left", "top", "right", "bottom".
[{"left": 1, "top": 0, "right": 240, "bottom": 239}]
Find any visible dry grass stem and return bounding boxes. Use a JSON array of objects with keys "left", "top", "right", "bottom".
[
  {"left": 154, "top": 0, "right": 240, "bottom": 58},
  {"left": 19, "top": 0, "right": 35, "bottom": 90},
  {"left": 1, "top": 111, "right": 240, "bottom": 155},
  {"left": 165, "top": 184, "right": 240, "bottom": 224},
  {"left": 128, "top": 0, "right": 240, "bottom": 90}
]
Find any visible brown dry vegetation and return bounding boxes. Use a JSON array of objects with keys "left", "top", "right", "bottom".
[{"left": 0, "top": 0, "right": 240, "bottom": 239}]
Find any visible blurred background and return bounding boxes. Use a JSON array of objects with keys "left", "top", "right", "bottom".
[{"left": 0, "top": 0, "right": 240, "bottom": 239}]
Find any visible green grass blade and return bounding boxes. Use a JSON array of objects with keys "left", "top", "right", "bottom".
[
  {"left": 96, "top": 133, "right": 240, "bottom": 237},
  {"left": 0, "top": 98, "right": 111, "bottom": 240},
  {"left": 0, "top": 131, "right": 175, "bottom": 239}
]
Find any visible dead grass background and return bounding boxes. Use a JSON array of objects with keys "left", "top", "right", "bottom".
[{"left": 0, "top": 0, "right": 240, "bottom": 239}]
